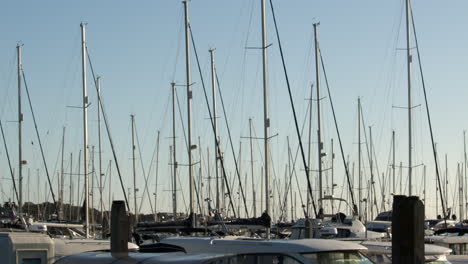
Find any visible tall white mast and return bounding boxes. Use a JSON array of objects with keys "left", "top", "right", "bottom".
[
  {"left": 392, "top": 130, "right": 396, "bottom": 195},
  {"left": 17, "top": 44, "right": 23, "bottom": 216},
  {"left": 307, "top": 82, "right": 313, "bottom": 216},
  {"left": 464, "top": 131, "right": 467, "bottom": 217},
  {"left": 80, "top": 23, "right": 90, "bottom": 238},
  {"left": 60, "top": 126, "right": 66, "bottom": 219},
  {"left": 261, "top": 0, "right": 271, "bottom": 238},
  {"left": 313, "top": 23, "right": 324, "bottom": 211},
  {"left": 209, "top": 49, "right": 220, "bottom": 213},
  {"left": 369, "top": 126, "right": 374, "bottom": 220},
  {"left": 249, "top": 118, "right": 256, "bottom": 216},
  {"left": 406, "top": 0, "right": 413, "bottom": 196},
  {"left": 183, "top": 0, "right": 195, "bottom": 225},
  {"left": 171, "top": 82, "right": 177, "bottom": 219},
  {"left": 154, "top": 130, "right": 160, "bottom": 221},
  {"left": 358, "top": 97, "right": 362, "bottom": 219},
  {"left": 69, "top": 152, "right": 73, "bottom": 220},
  {"left": 131, "top": 114, "right": 138, "bottom": 223},
  {"left": 97, "top": 76, "right": 104, "bottom": 231}
]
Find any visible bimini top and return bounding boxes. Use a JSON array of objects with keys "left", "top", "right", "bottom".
[{"left": 160, "top": 236, "right": 367, "bottom": 254}]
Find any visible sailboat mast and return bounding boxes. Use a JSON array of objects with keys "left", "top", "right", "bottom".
[
  {"left": 155, "top": 130, "right": 160, "bottom": 221},
  {"left": 307, "top": 82, "right": 313, "bottom": 217},
  {"left": 171, "top": 82, "right": 177, "bottom": 219},
  {"left": 69, "top": 152, "right": 73, "bottom": 221},
  {"left": 183, "top": 0, "right": 195, "bottom": 226},
  {"left": 261, "top": 0, "right": 271, "bottom": 237},
  {"left": 459, "top": 163, "right": 464, "bottom": 221},
  {"left": 209, "top": 49, "right": 220, "bottom": 213},
  {"left": 249, "top": 118, "right": 256, "bottom": 216},
  {"left": 423, "top": 165, "right": 426, "bottom": 211},
  {"left": 358, "top": 97, "right": 362, "bottom": 219},
  {"left": 313, "top": 23, "right": 324, "bottom": 211},
  {"left": 76, "top": 149, "right": 81, "bottom": 222},
  {"left": 80, "top": 23, "right": 90, "bottom": 238},
  {"left": 60, "top": 126, "right": 65, "bottom": 219},
  {"left": 406, "top": 0, "right": 413, "bottom": 196},
  {"left": 131, "top": 114, "right": 138, "bottom": 223},
  {"left": 369, "top": 126, "right": 374, "bottom": 220},
  {"left": 464, "top": 131, "right": 467, "bottom": 218},
  {"left": 392, "top": 130, "right": 396, "bottom": 194},
  {"left": 97, "top": 76, "right": 104, "bottom": 230},
  {"left": 17, "top": 44, "right": 23, "bottom": 216},
  {"left": 108, "top": 159, "right": 112, "bottom": 225}
]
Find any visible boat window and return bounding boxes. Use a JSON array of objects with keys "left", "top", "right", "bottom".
[
  {"left": 301, "top": 251, "right": 373, "bottom": 264},
  {"left": 208, "top": 253, "right": 302, "bottom": 264},
  {"left": 21, "top": 259, "right": 42, "bottom": 264}
]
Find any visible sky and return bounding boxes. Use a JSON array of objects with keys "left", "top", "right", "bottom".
[{"left": 1, "top": 0, "right": 468, "bottom": 221}]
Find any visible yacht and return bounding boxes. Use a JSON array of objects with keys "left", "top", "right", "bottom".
[{"left": 55, "top": 236, "right": 373, "bottom": 264}]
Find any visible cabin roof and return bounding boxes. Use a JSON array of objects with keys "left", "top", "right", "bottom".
[
  {"left": 55, "top": 251, "right": 236, "bottom": 264},
  {"left": 161, "top": 236, "right": 367, "bottom": 254}
]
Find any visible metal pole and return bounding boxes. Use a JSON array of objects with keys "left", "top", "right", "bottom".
[
  {"left": 108, "top": 160, "right": 112, "bottom": 226},
  {"left": 313, "top": 23, "right": 323, "bottom": 211},
  {"left": 393, "top": 130, "right": 396, "bottom": 195},
  {"left": 400, "top": 162, "right": 403, "bottom": 195},
  {"left": 37, "top": 169, "right": 40, "bottom": 220},
  {"left": 331, "top": 138, "right": 334, "bottom": 196},
  {"left": 209, "top": 49, "right": 220, "bottom": 213},
  {"left": 27, "top": 168, "right": 30, "bottom": 215},
  {"left": 369, "top": 126, "right": 373, "bottom": 220},
  {"left": 170, "top": 145, "right": 176, "bottom": 220},
  {"left": 261, "top": 166, "right": 264, "bottom": 213},
  {"left": 131, "top": 115, "right": 138, "bottom": 223},
  {"left": 17, "top": 44, "right": 23, "bottom": 216},
  {"left": 459, "top": 163, "right": 464, "bottom": 221},
  {"left": 445, "top": 154, "right": 448, "bottom": 211},
  {"left": 97, "top": 76, "right": 104, "bottom": 232},
  {"left": 249, "top": 118, "right": 256, "bottom": 216},
  {"left": 261, "top": 0, "right": 271, "bottom": 238},
  {"left": 307, "top": 82, "right": 313, "bottom": 217},
  {"left": 91, "top": 146, "right": 95, "bottom": 233},
  {"left": 198, "top": 136, "right": 203, "bottom": 216},
  {"left": 76, "top": 149, "right": 81, "bottom": 222},
  {"left": 238, "top": 142, "right": 242, "bottom": 217},
  {"left": 423, "top": 165, "right": 426, "bottom": 212},
  {"left": 464, "top": 131, "right": 467, "bottom": 219},
  {"left": 358, "top": 97, "right": 362, "bottom": 219},
  {"left": 183, "top": 0, "right": 195, "bottom": 225},
  {"left": 154, "top": 131, "right": 160, "bottom": 221},
  {"left": 331, "top": 138, "right": 334, "bottom": 215},
  {"left": 60, "top": 126, "right": 66, "bottom": 219},
  {"left": 406, "top": 0, "right": 413, "bottom": 196},
  {"left": 171, "top": 82, "right": 177, "bottom": 218},
  {"left": 70, "top": 152, "right": 73, "bottom": 221},
  {"left": 207, "top": 147, "right": 211, "bottom": 210},
  {"left": 80, "top": 23, "right": 90, "bottom": 238}
]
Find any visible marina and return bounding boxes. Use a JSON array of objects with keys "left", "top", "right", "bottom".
[{"left": 1, "top": 0, "right": 468, "bottom": 263}]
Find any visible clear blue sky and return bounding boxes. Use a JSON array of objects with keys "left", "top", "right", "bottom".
[{"left": 1, "top": 0, "right": 468, "bottom": 220}]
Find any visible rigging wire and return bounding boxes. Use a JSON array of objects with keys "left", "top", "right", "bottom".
[
  {"left": 359, "top": 107, "right": 380, "bottom": 215},
  {"left": 86, "top": 47, "right": 130, "bottom": 212},
  {"left": 134, "top": 120, "right": 155, "bottom": 215},
  {"left": 21, "top": 69, "right": 58, "bottom": 210},
  {"left": 268, "top": 0, "right": 318, "bottom": 217},
  {"left": 411, "top": 9, "right": 447, "bottom": 218},
  {"left": 188, "top": 24, "right": 239, "bottom": 218},
  {"left": 279, "top": 99, "right": 312, "bottom": 220},
  {"left": 0, "top": 120, "right": 19, "bottom": 202},
  {"left": 215, "top": 72, "right": 250, "bottom": 217},
  {"left": 319, "top": 52, "right": 358, "bottom": 216}
]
